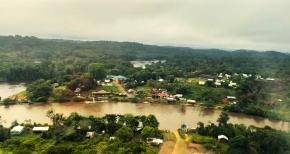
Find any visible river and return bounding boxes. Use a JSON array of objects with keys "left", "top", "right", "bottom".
[
  {"left": 0, "top": 83, "right": 26, "bottom": 99},
  {"left": 0, "top": 102, "right": 289, "bottom": 131}
]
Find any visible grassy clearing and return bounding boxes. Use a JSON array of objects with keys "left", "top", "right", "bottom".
[
  {"left": 189, "top": 133, "right": 229, "bottom": 154},
  {"left": 136, "top": 86, "right": 151, "bottom": 94},
  {"left": 96, "top": 85, "right": 120, "bottom": 94},
  {"left": 14, "top": 91, "right": 27, "bottom": 97}
]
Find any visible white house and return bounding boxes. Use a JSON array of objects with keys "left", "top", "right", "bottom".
[
  {"left": 174, "top": 94, "right": 183, "bottom": 98},
  {"left": 104, "top": 79, "right": 111, "bottom": 83},
  {"left": 86, "top": 132, "right": 96, "bottom": 138},
  {"left": 147, "top": 138, "right": 164, "bottom": 145},
  {"left": 218, "top": 135, "right": 229, "bottom": 141},
  {"left": 158, "top": 78, "right": 164, "bottom": 82},
  {"left": 227, "top": 96, "right": 236, "bottom": 100},
  {"left": 228, "top": 81, "right": 237, "bottom": 87},
  {"left": 128, "top": 89, "right": 135, "bottom": 93},
  {"left": 32, "top": 126, "right": 49, "bottom": 132},
  {"left": 214, "top": 79, "right": 222, "bottom": 86},
  {"left": 225, "top": 74, "right": 231, "bottom": 79},
  {"left": 187, "top": 100, "right": 196, "bottom": 104},
  {"left": 10, "top": 125, "right": 24, "bottom": 135},
  {"left": 266, "top": 78, "right": 275, "bottom": 81},
  {"left": 198, "top": 81, "right": 206, "bottom": 85},
  {"left": 207, "top": 79, "right": 214, "bottom": 82}
]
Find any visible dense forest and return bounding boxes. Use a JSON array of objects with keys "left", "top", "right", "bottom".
[{"left": 1, "top": 35, "right": 290, "bottom": 83}]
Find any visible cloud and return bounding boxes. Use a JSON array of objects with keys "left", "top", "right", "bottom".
[{"left": 0, "top": 0, "right": 289, "bottom": 51}]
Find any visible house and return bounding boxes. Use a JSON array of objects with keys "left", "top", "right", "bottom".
[
  {"left": 187, "top": 99, "right": 196, "bottom": 104},
  {"left": 207, "top": 79, "right": 214, "bottom": 82},
  {"left": 214, "top": 80, "right": 222, "bottom": 86},
  {"left": 158, "top": 78, "right": 164, "bottom": 82},
  {"left": 266, "top": 78, "right": 275, "bottom": 81},
  {"left": 74, "top": 88, "right": 81, "bottom": 93},
  {"left": 86, "top": 131, "right": 96, "bottom": 138},
  {"left": 223, "top": 96, "right": 237, "bottom": 104},
  {"left": 242, "top": 74, "right": 249, "bottom": 78},
  {"left": 10, "top": 125, "right": 24, "bottom": 135},
  {"left": 92, "top": 90, "right": 112, "bottom": 97},
  {"left": 198, "top": 81, "right": 206, "bottom": 85},
  {"left": 104, "top": 79, "right": 111, "bottom": 83},
  {"left": 158, "top": 91, "right": 169, "bottom": 98},
  {"left": 32, "top": 126, "right": 49, "bottom": 133},
  {"left": 218, "top": 135, "right": 229, "bottom": 141},
  {"left": 17, "top": 96, "right": 28, "bottom": 103},
  {"left": 228, "top": 81, "right": 237, "bottom": 87},
  {"left": 128, "top": 89, "right": 135, "bottom": 93},
  {"left": 108, "top": 75, "right": 128, "bottom": 81},
  {"left": 147, "top": 138, "right": 163, "bottom": 145},
  {"left": 167, "top": 97, "right": 176, "bottom": 102},
  {"left": 225, "top": 74, "right": 231, "bottom": 79},
  {"left": 174, "top": 94, "right": 183, "bottom": 98},
  {"left": 109, "top": 136, "right": 116, "bottom": 141},
  {"left": 227, "top": 96, "right": 236, "bottom": 100}
]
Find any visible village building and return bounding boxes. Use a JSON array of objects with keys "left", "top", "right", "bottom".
[
  {"left": 228, "top": 81, "right": 237, "bottom": 87},
  {"left": 223, "top": 96, "right": 237, "bottom": 104},
  {"left": 10, "top": 125, "right": 24, "bottom": 135},
  {"left": 187, "top": 99, "right": 196, "bottom": 104},
  {"left": 92, "top": 90, "right": 113, "bottom": 97},
  {"left": 225, "top": 74, "right": 231, "bottom": 79},
  {"left": 266, "top": 78, "right": 275, "bottom": 81},
  {"left": 214, "top": 80, "right": 222, "bottom": 86},
  {"left": 32, "top": 126, "right": 49, "bottom": 133},
  {"left": 104, "top": 79, "right": 111, "bottom": 83},
  {"left": 198, "top": 80, "right": 206, "bottom": 85},
  {"left": 207, "top": 79, "right": 214, "bottom": 82},
  {"left": 158, "top": 91, "right": 169, "bottom": 98},
  {"left": 86, "top": 131, "right": 96, "bottom": 138},
  {"left": 158, "top": 78, "right": 164, "bottom": 82},
  {"left": 74, "top": 88, "right": 81, "bottom": 93},
  {"left": 107, "top": 75, "right": 128, "bottom": 81},
  {"left": 218, "top": 135, "right": 229, "bottom": 142},
  {"left": 147, "top": 138, "right": 163, "bottom": 146},
  {"left": 174, "top": 94, "right": 183, "bottom": 98},
  {"left": 167, "top": 97, "right": 176, "bottom": 102},
  {"left": 242, "top": 74, "right": 249, "bottom": 78},
  {"left": 128, "top": 89, "right": 135, "bottom": 93}
]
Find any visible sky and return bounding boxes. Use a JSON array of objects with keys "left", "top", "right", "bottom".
[{"left": 0, "top": 0, "right": 290, "bottom": 52}]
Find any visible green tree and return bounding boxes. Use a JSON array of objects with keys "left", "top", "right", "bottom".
[
  {"left": 115, "top": 126, "right": 134, "bottom": 142},
  {"left": 143, "top": 114, "right": 159, "bottom": 128},
  {"left": 0, "top": 125, "right": 9, "bottom": 142},
  {"left": 141, "top": 126, "right": 158, "bottom": 139},
  {"left": 27, "top": 79, "right": 52, "bottom": 102},
  {"left": 217, "top": 111, "right": 229, "bottom": 126},
  {"left": 88, "top": 63, "right": 106, "bottom": 81}
]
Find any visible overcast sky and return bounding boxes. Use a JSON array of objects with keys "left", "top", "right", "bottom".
[{"left": 0, "top": 0, "right": 290, "bottom": 52}]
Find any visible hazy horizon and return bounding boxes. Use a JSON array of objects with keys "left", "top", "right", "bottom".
[{"left": 1, "top": 0, "right": 290, "bottom": 52}]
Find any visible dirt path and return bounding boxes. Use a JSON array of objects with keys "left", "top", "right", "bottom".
[
  {"left": 112, "top": 80, "right": 133, "bottom": 97},
  {"left": 172, "top": 131, "right": 195, "bottom": 154},
  {"left": 159, "top": 132, "right": 176, "bottom": 154}
]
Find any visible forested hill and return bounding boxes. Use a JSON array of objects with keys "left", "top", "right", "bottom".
[{"left": 0, "top": 35, "right": 290, "bottom": 82}]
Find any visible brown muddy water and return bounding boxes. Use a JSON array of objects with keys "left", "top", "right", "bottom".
[
  {"left": 0, "top": 83, "right": 26, "bottom": 99},
  {"left": 0, "top": 102, "right": 289, "bottom": 131}
]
